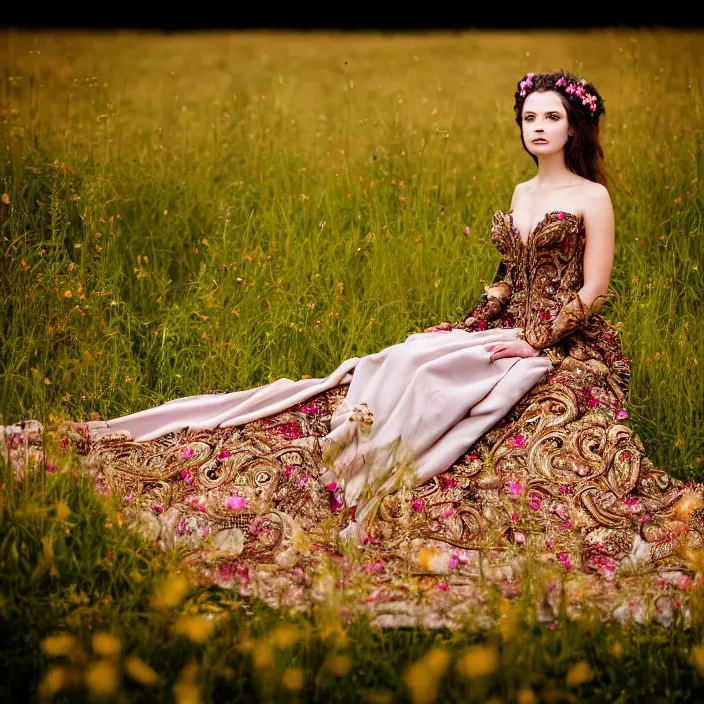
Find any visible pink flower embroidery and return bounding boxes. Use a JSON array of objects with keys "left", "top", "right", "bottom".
[
  {"left": 510, "top": 511, "right": 519, "bottom": 522},
  {"left": 558, "top": 552, "right": 572, "bottom": 569},
  {"left": 123, "top": 493, "right": 135, "bottom": 505},
  {"left": 448, "top": 554, "right": 459, "bottom": 569},
  {"left": 60, "top": 438, "right": 68, "bottom": 453},
  {"left": 458, "top": 551, "right": 470, "bottom": 565},
  {"left": 284, "top": 464, "right": 294, "bottom": 478},
  {"left": 183, "top": 447, "right": 195, "bottom": 459},
  {"left": 298, "top": 403, "right": 320, "bottom": 416},
  {"left": 540, "top": 311, "right": 554, "bottom": 322},
  {"left": 329, "top": 492, "right": 344, "bottom": 514},
  {"left": 325, "top": 480, "right": 339, "bottom": 492},
  {"left": 556, "top": 212, "right": 566, "bottom": 220},
  {"left": 411, "top": 499, "right": 424, "bottom": 512},
  {"left": 588, "top": 555, "right": 615, "bottom": 580},
  {"left": 362, "top": 559, "right": 385, "bottom": 573},
  {"left": 616, "top": 409, "right": 629, "bottom": 420},
  {"left": 45, "top": 464, "right": 57, "bottom": 473},
  {"left": 624, "top": 496, "right": 642, "bottom": 513},
  {"left": 677, "top": 574, "right": 693, "bottom": 590},
  {"left": 225, "top": 495, "right": 250, "bottom": 510},
  {"left": 218, "top": 449, "right": 232, "bottom": 459},
  {"left": 298, "top": 474, "right": 312, "bottom": 488},
  {"left": 439, "top": 508, "right": 456, "bottom": 520},
  {"left": 438, "top": 476, "right": 459, "bottom": 489},
  {"left": 514, "top": 531, "right": 526, "bottom": 546},
  {"left": 437, "top": 582, "right": 450, "bottom": 592},
  {"left": 527, "top": 491, "right": 543, "bottom": 511},
  {"left": 218, "top": 563, "right": 235, "bottom": 580},
  {"left": 559, "top": 520, "right": 573, "bottom": 530},
  {"left": 185, "top": 496, "right": 206, "bottom": 512},
  {"left": 509, "top": 481, "right": 523, "bottom": 498},
  {"left": 268, "top": 422, "right": 303, "bottom": 440},
  {"left": 509, "top": 434, "right": 526, "bottom": 449},
  {"left": 180, "top": 470, "right": 194, "bottom": 484}
]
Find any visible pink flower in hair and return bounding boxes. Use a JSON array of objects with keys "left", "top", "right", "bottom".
[
  {"left": 555, "top": 76, "right": 567, "bottom": 87},
  {"left": 519, "top": 72, "right": 534, "bottom": 97}
]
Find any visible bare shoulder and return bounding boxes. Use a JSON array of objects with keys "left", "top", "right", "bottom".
[
  {"left": 509, "top": 178, "right": 536, "bottom": 208},
  {"left": 581, "top": 181, "right": 613, "bottom": 219}
]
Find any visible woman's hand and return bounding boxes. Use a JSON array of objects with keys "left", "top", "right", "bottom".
[
  {"left": 423, "top": 322, "right": 453, "bottom": 333},
  {"left": 485, "top": 339, "right": 540, "bottom": 362}
]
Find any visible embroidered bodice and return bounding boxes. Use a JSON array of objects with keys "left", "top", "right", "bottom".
[
  {"left": 492, "top": 209, "right": 590, "bottom": 340},
  {"left": 459, "top": 209, "right": 629, "bottom": 395}
]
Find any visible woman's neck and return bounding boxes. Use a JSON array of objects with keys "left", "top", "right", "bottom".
[{"left": 535, "top": 152, "right": 571, "bottom": 188}]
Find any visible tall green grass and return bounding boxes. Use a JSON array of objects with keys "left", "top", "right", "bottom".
[{"left": 1, "top": 28, "right": 704, "bottom": 702}]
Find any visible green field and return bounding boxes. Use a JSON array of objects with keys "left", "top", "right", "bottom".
[{"left": 1, "top": 28, "right": 704, "bottom": 702}]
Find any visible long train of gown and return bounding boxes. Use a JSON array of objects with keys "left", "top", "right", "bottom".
[{"left": 3, "top": 209, "right": 703, "bottom": 629}]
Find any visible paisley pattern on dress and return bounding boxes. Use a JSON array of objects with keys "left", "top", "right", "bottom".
[{"left": 4, "top": 210, "right": 702, "bottom": 629}]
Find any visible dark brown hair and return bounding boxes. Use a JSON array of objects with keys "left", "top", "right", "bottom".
[{"left": 513, "top": 70, "right": 607, "bottom": 186}]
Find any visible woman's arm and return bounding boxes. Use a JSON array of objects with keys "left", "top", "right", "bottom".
[{"left": 461, "top": 260, "right": 512, "bottom": 329}]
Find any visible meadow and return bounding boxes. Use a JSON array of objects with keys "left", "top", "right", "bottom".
[{"left": 1, "top": 27, "right": 704, "bottom": 702}]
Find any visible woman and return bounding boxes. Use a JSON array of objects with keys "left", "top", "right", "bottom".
[{"left": 4, "top": 71, "right": 701, "bottom": 627}]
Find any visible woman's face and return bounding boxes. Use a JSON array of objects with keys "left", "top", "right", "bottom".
[{"left": 521, "top": 90, "right": 571, "bottom": 157}]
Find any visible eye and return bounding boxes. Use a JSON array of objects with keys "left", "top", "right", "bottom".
[
  {"left": 548, "top": 114, "right": 561, "bottom": 121},
  {"left": 523, "top": 115, "right": 534, "bottom": 122}
]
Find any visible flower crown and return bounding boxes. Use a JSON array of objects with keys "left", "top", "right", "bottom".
[{"left": 517, "top": 72, "right": 603, "bottom": 118}]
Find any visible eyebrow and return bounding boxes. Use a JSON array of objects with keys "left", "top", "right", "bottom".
[{"left": 523, "top": 110, "right": 563, "bottom": 116}]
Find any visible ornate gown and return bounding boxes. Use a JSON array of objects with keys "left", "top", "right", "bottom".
[{"left": 4, "top": 210, "right": 702, "bottom": 628}]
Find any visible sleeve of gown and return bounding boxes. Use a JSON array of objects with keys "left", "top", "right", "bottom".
[
  {"left": 523, "top": 291, "right": 613, "bottom": 350},
  {"left": 455, "top": 261, "right": 513, "bottom": 330}
]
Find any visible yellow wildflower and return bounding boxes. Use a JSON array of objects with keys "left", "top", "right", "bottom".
[
  {"left": 691, "top": 645, "right": 704, "bottom": 674},
  {"left": 326, "top": 653, "right": 353, "bottom": 677},
  {"left": 516, "top": 688, "right": 537, "bottom": 704},
  {"left": 251, "top": 641, "right": 275, "bottom": 671},
  {"left": 91, "top": 632, "right": 121, "bottom": 657},
  {"left": 173, "top": 660, "right": 200, "bottom": 704},
  {"left": 41, "top": 633, "right": 77, "bottom": 657},
  {"left": 124, "top": 655, "right": 161, "bottom": 686},
  {"left": 1, "top": 193, "right": 10, "bottom": 205},
  {"left": 84, "top": 659, "right": 119, "bottom": 697},
  {"left": 281, "top": 667, "right": 305, "bottom": 691},
  {"left": 455, "top": 644, "right": 499, "bottom": 679},
  {"left": 38, "top": 666, "right": 67, "bottom": 697},
  {"left": 151, "top": 573, "right": 190, "bottom": 609},
  {"left": 269, "top": 623, "right": 304, "bottom": 648},
  {"left": 173, "top": 614, "right": 215, "bottom": 643},
  {"left": 404, "top": 647, "right": 449, "bottom": 704},
  {"left": 566, "top": 661, "right": 593, "bottom": 687}
]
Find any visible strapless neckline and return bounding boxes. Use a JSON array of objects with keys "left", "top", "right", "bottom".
[{"left": 497, "top": 209, "right": 583, "bottom": 248}]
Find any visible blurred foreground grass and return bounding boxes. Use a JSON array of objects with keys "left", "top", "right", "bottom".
[{"left": 1, "top": 28, "right": 704, "bottom": 702}]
